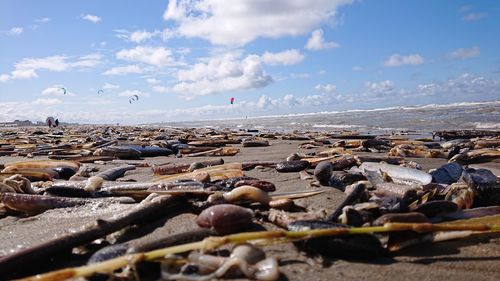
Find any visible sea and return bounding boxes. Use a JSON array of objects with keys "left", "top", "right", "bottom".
[{"left": 158, "top": 101, "right": 500, "bottom": 134}]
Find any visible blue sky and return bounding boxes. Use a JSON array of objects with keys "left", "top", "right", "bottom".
[{"left": 1, "top": 0, "right": 499, "bottom": 124}]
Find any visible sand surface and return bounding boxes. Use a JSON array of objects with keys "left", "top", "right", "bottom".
[{"left": 1, "top": 139, "right": 499, "bottom": 280}]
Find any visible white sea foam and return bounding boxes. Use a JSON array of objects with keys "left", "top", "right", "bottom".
[
  {"left": 312, "top": 124, "right": 362, "bottom": 129},
  {"left": 473, "top": 122, "right": 500, "bottom": 129}
]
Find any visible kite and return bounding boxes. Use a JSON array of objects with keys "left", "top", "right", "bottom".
[
  {"left": 129, "top": 94, "right": 139, "bottom": 104},
  {"left": 230, "top": 97, "right": 235, "bottom": 104}
]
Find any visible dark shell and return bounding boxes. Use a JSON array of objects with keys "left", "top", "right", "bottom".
[
  {"left": 127, "top": 145, "right": 172, "bottom": 157},
  {"left": 462, "top": 168, "right": 500, "bottom": 204},
  {"left": 234, "top": 179, "right": 276, "bottom": 192},
  {"left": 214, "top": 176, "right": 260, "bottom": 191},
  {"left": 430, "top": 162, "right": 463, "bottom": 185},
  {"left": 275, "top": 160, "right": 309, "bottom": 173},
  {"left": 413, "top": 200, "right": 458, "bottom": 217},
  {"left": 340, "top": 207, "right": 365, "bottom": 227},
  {"left": 242, "top": 140, "right": 270, "bottom": 147},
  {"left": 97, "top": 146, "right": 141, "bottom": 159},
  {"left": 463, "top": 168, "right": 497, "bottom": 187},
  {"left": 372, "top": 212, "right": 429, "bottom": 226},
  {"left": 314, "top": 161, "right": 332, "bottom": 185},
  {"left": 288, "top": 220, "right": 386, "bottom": 259},
  {"left": 52, "top": 167, "right": 77, "bottom": 180},
  {"left": 87, "top": 243, "right": 128, "bottom": 264},
  {"left": 329, "top": 172, "right": 366, "bottom": 191},
  {"left": 195, "top": 204, "right": 254, "bottom": 234}
]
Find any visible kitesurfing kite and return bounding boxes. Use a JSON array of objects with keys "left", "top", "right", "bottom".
[
  {"left": 60, "top": 87, "right": 67, "bottom": 95},
  {"left": 129, "top": 94, "right": 139, "bottom": 104},
  {"left": 97, "top": 89, "right": 104, "bottom": 94},
  {"left": 230, "top": 97, "right": 235, "bottom": 104}
]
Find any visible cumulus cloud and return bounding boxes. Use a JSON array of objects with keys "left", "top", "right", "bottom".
[
  {"left": 163, "top": 0, "right": 353, "bottom": 45},
  {"left": 32, "top": 98, "right": 63, "bottom": 106},
  {"left": 0, "top": 54, "right": 102, "bottom": 82},
  {"left": 261, "top": 49, "right": 305, "bottom": 66},
  {"left": 383, "top": 53, "right": 424, "bottom": 67},
  {"left": 116, "top": 46, "right": 174, "bottom": 67},
  {"left": 103, "top": 65, "right": 143, "bottom": 75},
  {"left": 315, "top": 83, "right": 337, "bottom": 93},
  {"left": 462, "top": 12, "right": 486, "bottom": 22},
  {"left": 3, "top": 27, "right": 23, "bottom": 36},
  {"left": 103, "top": 82, "right": 119, "bottom": 89},
  {"left": 170, "top": 53, "right": 272, "bottom": 98},
  {"left": 305, "top": 29, "right": 339, "bottom": 50},
  {"left": 81, "top": 14, "right": 101, "bottom": 23},
  {"left": 41, "top": 85, "right": 75, "bottom": 96},
  {"left": 364, "top": 80, "right": 395, "bottom": 96},
  {"left": 447, "top": 46, "right": 480, "bottom": 60},
  {"left": 129, "top": 30, "right": 157, "bottom": 43}
]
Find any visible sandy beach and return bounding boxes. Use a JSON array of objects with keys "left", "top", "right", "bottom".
[{"left": 0, "top": 127, "right": 499, "bottom": 280}]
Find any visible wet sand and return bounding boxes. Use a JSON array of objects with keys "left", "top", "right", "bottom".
[{"left": 0, "top": 137, "right": 499, "bottom": 280}]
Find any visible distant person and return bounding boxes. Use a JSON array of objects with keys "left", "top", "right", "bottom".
[
  {"left": 47, "top": 119, "right": 53, "bottom": 128},
  {"left": 55, "top": 119, "right": 59, "bottom": 127}
]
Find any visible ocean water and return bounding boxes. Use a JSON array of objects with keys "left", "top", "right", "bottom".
[{"left": 160, "top": 101, "right": 500, "bottom": 133}]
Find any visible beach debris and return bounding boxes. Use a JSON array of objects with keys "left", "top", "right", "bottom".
[
  {"left": 161, "top": 243, "right": 279, "bottom": 281},
  {"left": 196, "top": 204, "right": 254, "bottom": 234},
  {"left": 449, "top": 148, "right": 500, "bottom": 164},
  {"left": 275, "top": 160, "right": 309, "bottom": 173},
  {"left": 242, "top": 139, "right": 270, "bottom": 147},
  {"left": 359, "top": 162, "right": 432, "bottom": 185},
  {"left": 96, "top": 165, "right": 136, "bottom": 181},
  {"left": 1, "top": 126, "right": 500, "bottom": 280}
]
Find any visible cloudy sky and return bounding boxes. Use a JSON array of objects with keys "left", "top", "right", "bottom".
[{"left": 1, "top": 0, "right": 499, "bottom": 124}]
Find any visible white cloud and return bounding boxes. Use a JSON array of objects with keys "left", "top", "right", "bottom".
[
  {"left": 4, "top": 27, "right": 23, "bottom": 36},
  {"left": 447, "top": 46, "right": 480, "bottom": 60},
  {"left": 115, "top": 28, "right": 174, "bottom": 43},
  {"left": 81, "top": 14, "right": 101, "bottom": 23},
  {"left": 116, "top": 46, "right": 174, "bottom": 67},
  {"left": 261, "top": 49, "right": 305, "bottom": 66},
  {"left": 383, "top": 53, "right": 424, "bottom": 67},
  {"left": 462, "top": 12, "right": 486, "bottom": 22},
  {"left": 71, "top": 53, "right": 103, "bottom": 68},
  {"left": 364, "top": 80, "right": 395, "bottom": 96},
  {"left": 32, "top": 98, "right": 63, "bottom": 106},
  {"left": 11, "top": 69, "right": 38, "bottom": 79},
  {"left": 103, "top": 82, "right": 120, "bottom": 89},
  {"left": 35, "top": 17, "right": 51, "bottom": 23},
  {"left": 130, "top": 30, "right": 158, "bottom": 43},
  {"left": 352, "top": 66, "right": 364, "bottom": 71},
  {"left": 146, "top": 78, "right": 161, "bottom": 84},
  {"left": 118, "top": 90, "right": 150, "bottom": 97},
  {"left": 0, "top": 54, "right": 103, "bottom": 82},
  {"left": 305, "top": 29, "right": 339, "bottom": 50},
  {"left": 41, "top": 85, "right": 73, "bottom": 96},
  {"left": 163, "top": 0, "right": 353, "bottom": 46},
  {"left": 315, "top": 83, "right": 337, "bottom": 93},
  {"left": 171, "top": 53, "right": 272, "bottom": 98},
  {"left": 103, "top": 65, "right": 143, "bottom": 75},
  {"left": 0, "top": 74, "right": 10, "bottom": 83}
]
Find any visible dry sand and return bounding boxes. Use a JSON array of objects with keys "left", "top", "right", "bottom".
[{"left": 1, "top": 139, "right": 499, "bottom": 280}]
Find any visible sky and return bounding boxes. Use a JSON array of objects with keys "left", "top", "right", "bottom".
[{"left": 1, "top": 0, "right": 499, "bottom": 124}]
